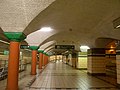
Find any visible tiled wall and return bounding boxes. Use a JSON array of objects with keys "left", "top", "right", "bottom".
[
  {"left": 0, "top": 55, "right": 8, "bottom": 60},
  {"left": 116, "top": 51, "right": 120, "bottom": 85},
  {"left": 106, "top": 54, "right": 116, "bottom": 78},
  {"left": 88, "top": 56, "right": 106, "bottom": 74},
  {"left": 77, "top": 57, "right": 87, "bottom": 69},
  {"left": 87, "top": 48, "right": 106, "bottom": 75},
  {"left": 23, "top": 56, "right": 32, "bottom": 64},
  {"left": 72, "top": 58, "right": 77, "bottom": 67},
  {"left": 66, "top": 53, "right": 77, "bottom": 68}
]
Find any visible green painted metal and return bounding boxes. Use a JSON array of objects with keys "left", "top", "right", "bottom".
[
  {"left": 46, "top": 53, "right": 49, "bottom": 56},
  {"left": 43, "top": 52, "right": 49, "bottom": 56},
  {"left": 29, "top": 46, "right": 39, "bottom": 50},
  {"left": 4, "top": 50, "right": 9, "bottom": 55},
  {"left": 43, "top": 52, "right": 46, "bottom": 54},
  {"left": 38, "top": 50, "right": 44, "bottom": 53},
  {"left": 4, "top": 32, "right": 26, "bottom": 42}
]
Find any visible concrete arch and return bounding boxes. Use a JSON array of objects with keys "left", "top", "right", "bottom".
[
  {"left": 39, "top": 40, "right": 56, "bottom": 50},
  {"left": 95, "top": 37, "right": 119, "bottom": 48}
]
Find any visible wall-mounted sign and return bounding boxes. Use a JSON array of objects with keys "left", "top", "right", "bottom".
[
  {"left": 20, "top": 45, "right": 29, "bottom": 49},
  {"left": 4, "top": 50, "right": 9, "bottom": 55},
  {"left": 55, "top": 45, "right": 75, "bottom": 49}
]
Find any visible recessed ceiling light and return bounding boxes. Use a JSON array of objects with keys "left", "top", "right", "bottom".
[
  {"left": 39, "top": 27, "right": 53, "bottom": 32},
  {"left": 80, "top": 45, "right": 90, "bottom": 52},
  {"left": 116, "top": 25, "right": 120, "bottom": 28},
  {"left": 0, "top": 40, "right": 9, "bottom": 44},
  {"left": 113, "top": 17, "right": 120, "bottom": 29}
]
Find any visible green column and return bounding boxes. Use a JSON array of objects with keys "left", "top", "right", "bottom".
[{"left": 4, "top": 32, "right": 26, "bottom": 42}]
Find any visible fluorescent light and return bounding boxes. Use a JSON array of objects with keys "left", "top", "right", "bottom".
[
  {"left": 80, "top": 46, "right": 90, "bottom": 52},
  {"left": 113, "top": 17, "right": 120, "bottom": 29},
  {"left": 39, "top": 27, "right": 53, "bottom": 32},
  {"left": 116, "top": 25, "right": 120, "bottom": 28},
  {"left": 0, "top": 40, "right": 9, "bottom": 44}
]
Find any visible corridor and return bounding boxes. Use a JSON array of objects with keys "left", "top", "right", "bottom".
[{"left": 25, "top": 61, "right": 117, "bottom": 90}]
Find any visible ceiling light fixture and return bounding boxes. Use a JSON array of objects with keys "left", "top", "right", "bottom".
[
  {"left": 116, "top": 25, "right": 120, "bottom": 28},
  {"left": 113, "top": 17, "right": 120, "bottom": 29},
  {"left": 80, "top": 45, "right": 90, "bottom": 52},
  {"left": 39, "top": 27, "right": 53, "bottom": 32},
  {"left": 0, "top": 40, "right": 9, "bottom": 44}
]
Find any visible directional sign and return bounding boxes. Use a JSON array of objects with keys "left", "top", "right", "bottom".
[
  {"left": 20, "top": 45, "right": 29, "bottom": 49},
  {"left": 55, "top": 45, "right": 75, "bottom": 49}
]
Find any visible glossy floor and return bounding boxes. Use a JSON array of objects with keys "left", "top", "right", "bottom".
[
  {"left": 0, "top": 61, "right": 119, "bottom": 90},
  {"left": 25, "top": 61, "right": 118, "bottom": 90}
]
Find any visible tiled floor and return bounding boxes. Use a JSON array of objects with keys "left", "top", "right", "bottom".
[
  {"left": 25, "top": 61, "right": 118, "bottom": 90},
  {"left": 0, "top": 64, "right": 42, "bottom": 90},
  {"left": 0, "top": 61, "right": 119, "bottom": 90}
]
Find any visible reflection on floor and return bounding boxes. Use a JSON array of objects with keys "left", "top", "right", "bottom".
[
  {"left": 0, "top": 61, "right": 119, "bottom": 90},
  {"left": 0, "top": 64, "right": 42, "bottom": 90},
  {"left": 95, "top": 75, "right": 117, "bottom": 86},
  {"left": 25, "top": 61, "right": 118, "bottom": 90}
]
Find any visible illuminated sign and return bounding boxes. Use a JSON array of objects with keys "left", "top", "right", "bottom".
[
  {"left": 55, "top": 45, "right": 75, "bottom": 49},
  {"left": 20, "top": 45, "right": 29, "bottom": 49}
]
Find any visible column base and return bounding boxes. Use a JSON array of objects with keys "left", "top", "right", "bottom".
[
  {"left": 31, "top": 73, "right": 36, "bottom": 75},
  {"left": 6, "top": 87, "right": 19, "bottom": 90},
  {"left": 38, "top": 67, "right": 42, "bottom": 69}
]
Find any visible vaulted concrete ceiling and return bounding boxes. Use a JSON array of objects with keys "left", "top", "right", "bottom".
[
  {"left": 0, "top": 0, "right": 55, "bottom": 32},
  {"left": 39, "top": 40, "right": 56, "bottom": 50},
  {"left": 0, "top": 0, "right": 120, "bottom": 53},
  {"left": 29, "top": 0, "right": 120, "bottom": 50}
]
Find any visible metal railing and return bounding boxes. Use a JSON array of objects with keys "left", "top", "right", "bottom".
[{"left": 0, "top": 67, "right": 8, "bottom": 80}]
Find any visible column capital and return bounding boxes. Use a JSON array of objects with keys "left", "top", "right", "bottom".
[
  {"left": 38, "top": 50, "right": 44, "bottom": 53},
  {"left": 29, "top": 46, "right": 39, "bottom": 50},
  {"left": 4, "top": 32, "right": 26, "bottom": 42},
  {"left": 43, "top": 52, "right": 46, "bottom": 54},
  {"left": 43, "top": 52, "right": 49, "bottom": 56}
]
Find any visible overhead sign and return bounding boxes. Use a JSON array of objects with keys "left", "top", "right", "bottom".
[
  {"left": 55, "top": 45, "right": 75, "bottom": 49},
  {"left": 20, "top": 45, "right": 29, "bottom": 49}
]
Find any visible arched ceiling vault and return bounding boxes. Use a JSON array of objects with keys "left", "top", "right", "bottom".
[
  {"left": 24, "top": 0, "right": 120, "bottom": 51},
  {"left": 0, "top": 0, "right": 56, "bottom": 33},
  {"left": 0, "top": 0, "right": 120, "bottom": 53},
  {"left": 95, "top": 38, "right": 118, "bottom": 48},
  {"left": 39, "top": 40, "right": 56, "bottom": 50},
  {"left": 44, "top": 46, "right": 55, "bottom": 52},
  {"left": 25, "top": 28, "right": 57, "bottom": 46}
]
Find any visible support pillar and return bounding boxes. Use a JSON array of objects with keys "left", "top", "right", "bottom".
[
  {"left": 44, "top": 54, "right": 47, "bottom": 66},
  {"left": 29, "top": 46, "right": 39, "bottom": 75},
  {"left": 116, "top": 49, "right": 120, "bottom": 88},
  {"left": 43, "top": 52, "right": 47, "bottom": 66},
  {"left": 46, "top": 55, "right": 49, "bottom": 64},
  {"left": 72, "top": 52, "right": 77, "bottom": 68},
  {"left": 38, "top": 50, "right": 44, "bottom": 69},
  {"left": 87, "top": 48, "right": 106, "bottom": 75},
  {"left": 44, "top": 53, "right": 46, "bottom": 66},
  {"left": 45, "top": 53, "right": 49, "bottom": 65},
  {"left": 4, "top": 32, "right": 26, "bottom": 90},
  {"left": 66, "top": 54, "right": 69, "bottom": 64},
  {"left": 43, "top": 53, "right": 45, "bottom": 66}
]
